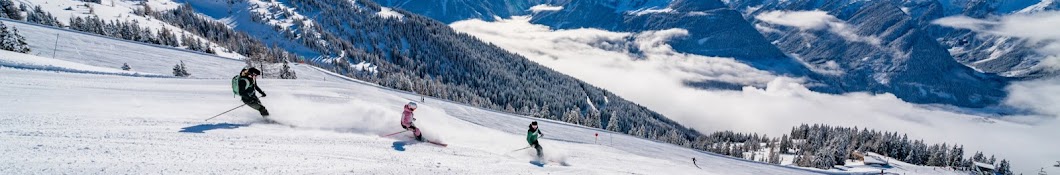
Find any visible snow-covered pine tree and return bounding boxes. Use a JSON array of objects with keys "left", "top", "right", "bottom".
[
  {"left": 172, "top": 60, "right": 190, "bottom": 77},
  {"left": 562, "top": 108, "right": 580, "bottom": 125},
  {"left": 779, "top": 134, "right": 792, "bottom": 154},
  {"left": 28, "top": 6, "right": 60, "bottom": 27},
  {"left": 664, "top": 129, "right": 688, "bottom": 146},
  {"left": 180, "top": 34, "right": 195, "bottom": 51},
  {"left": 157, "top": 27, "right": 178, "bottom": 47},
  {"left": 0, "top": 21, "right": 30, "bottom": 53},
  {"left": 504, "top": 104, "right": 516, "bottom": 113},
  {"left": 927, "top": 144, "right": 944, "bottom": 166},
  {"left": 939, "top": 143, "right": 952, "bottom": 166},
  {"left": 796, "top": 149, "right": 814, "bottom": 167},
  {"left": 827, "top": 134, "right": 850, "bottom": 166},
  {"left": 605, "top": 113, "right": 620, "bottom": 132},
  {"left": 11, "top": 26, "right": 28, "bottom": 53},
  {"left": 907, "top": 140, "right": 924, "bottom": 164},
  {"left": 768, "top": 146, "right": 781, "bottom": 164},
  {"left": 537, "top": 103, "right": 550, "bottom": 119},
  {"left": 814, "top": 147, "right": 837, "bottom": 169},
  {"left": 971, "top": 151, "right": 985, "bottom": 162},
  {"left": 278, "top": 61, "right": 297, "bottom": 79},
  {"left": 0, "top": 0, "right": 21, "bottom": 20},
  {"left": 949, "top": 145, "right": 964, "bottom": 167},
  {"left": 997, "top": 159, "right": 1012, "bottom": 175}
]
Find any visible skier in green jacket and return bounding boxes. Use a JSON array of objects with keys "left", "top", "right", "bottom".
[{"left": 527, "top": 121, "right": 544, "bottom": 158}]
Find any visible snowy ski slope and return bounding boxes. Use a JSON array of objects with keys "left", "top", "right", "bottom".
[
  {"left": 0, "top": 19, "right": 827, "bottom": 174},
  {"left": 11, "top": 0, "right": 245, "bottom": 59}
]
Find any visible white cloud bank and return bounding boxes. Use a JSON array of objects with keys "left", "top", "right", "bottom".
[
  {"left": 754, "top": 10, "right": 891, "bottom": 77},
  {"left": 756, "top": 10, "right": 836, "bottom": 30},
  {"left": 933, "top": 11, "right": 1060, "bottom": 72},
  {"left": 756, "top": 10, "right": 882, "bottom": 46},
  {"left": 528, "top": 4, "right": 563, "bottom": 13},
  {"left": 628, "top": 8, "right": 675, "bottom": 16},
  {"left": 451, "top": 16, "right": 1060, "bottom": 174}
]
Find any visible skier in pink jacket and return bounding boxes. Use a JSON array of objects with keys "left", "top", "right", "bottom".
[{"left": 401, "top": 102, "right": 423, "bottom": 141}]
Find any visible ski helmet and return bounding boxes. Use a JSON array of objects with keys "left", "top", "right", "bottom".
[
  {"left": 407, "top": 102, "right": 418, "bottom": 111},
  {"left": 246, "top": 67, "right": 261, "bottom": 76},
  {"left": 531, "top": 121, "right": 538, "bottom": 126}
]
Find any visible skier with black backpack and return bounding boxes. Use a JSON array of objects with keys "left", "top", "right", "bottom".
[
  {"left": 527, "top": 121, "right": 545, "bottom": 158},
  {"left": 232, "top": 67, "right": 269, "bottom": 119}
]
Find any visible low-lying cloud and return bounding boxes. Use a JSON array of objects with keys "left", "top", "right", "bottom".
[
  {"left": 933, "top": 11, "right": 1060, "bottom": 71},
  {"left": 529, "top": 4, "right": 563, "bottom": 13},
  {"left": 754, "top": 10, "right": 890, "bottom": 76},
  {"left": 628, "top": 8, "right": 675, "bottom": 16},
  {"left": 756, "top": 10, "right": 836, "bottom": 30},
  {"left": 450, "top": 16, "right": 778, "bottom": 87},
  {"left": 451, "top": 16, "right": 1060, "bottom": 174},
  {"left": 756, "top": 10, "right": 882, "bottom": 46}
]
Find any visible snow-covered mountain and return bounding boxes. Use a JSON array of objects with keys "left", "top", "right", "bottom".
[
  {"left": 722, "top": 1, "right": 1011, "bottom": 107},
  {"left": 727, "top": 0, "right": 1060, "bottom": 78},
  {"left": 926, "top": 0, "right": 1060, "bottom": 78},
  {"left": 377, "top": 0, "right": 804, "bottom": 73},
  {"left": 376, "top": 0, "right": 1014, "bottom": 107}
]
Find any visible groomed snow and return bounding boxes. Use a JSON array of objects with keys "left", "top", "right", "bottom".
[
  {"left": 12, "top": 0, "right": 245, "bottom": 59},
  {"left": 0, "top": 50, "right": 160, "bottom": 77}
]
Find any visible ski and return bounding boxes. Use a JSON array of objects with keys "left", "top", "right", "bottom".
[
  {"left": 529, "top": 159, "right": 568, "bottom": 167},
  {"left": 407, "top": 136, "right": 448, "bottom": 147},
  {"left": 379, "top": 130, "right": 448, "bottom": 147},
  {"left": 257, "top": 117, "right": 295, "bottom": 128}
]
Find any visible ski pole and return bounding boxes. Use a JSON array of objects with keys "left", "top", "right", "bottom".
[
  {"left": 204, "top": 104, "right": 247, "bottom": 121},
  {"left": 381, "top": 130, "right": 409, "bottom": 137},
  {"left": 510, "top": 146, "right": 532, "bottom": 152}
]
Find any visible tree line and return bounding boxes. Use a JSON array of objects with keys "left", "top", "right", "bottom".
[
  {"left": 0, "top": 0, "right": 297, "bottom": 78},
  {"left": 692, "top": 123, "right": 1013, "bottom": 174}
]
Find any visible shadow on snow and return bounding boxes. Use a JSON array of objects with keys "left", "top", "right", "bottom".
[
  {"left": 530, "top": 161, "right": 546, "bottom": 167},
  {"left": 179, "top": 123, "right": 249, "bottom": 133},
  {"left": 392, "top": 140, "right": 420, "bottom": 151}
]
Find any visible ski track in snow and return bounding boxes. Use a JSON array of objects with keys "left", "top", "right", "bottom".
[{"left": 0, "top": 20, "right": 821, "bottom": 174}]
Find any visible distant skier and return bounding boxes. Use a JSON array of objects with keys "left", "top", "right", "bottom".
[
  {"left": 234, "top": 67, "right": 269, "bottom": 118},
  {"left": 527, "top": 121, "right": 544, "bottom": 158},
  {"left": 693, "top": 157, "right": 700, "bottom": 169},
  {"left": 401, "top": 102, "right": 423, "bottom": 141}
]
